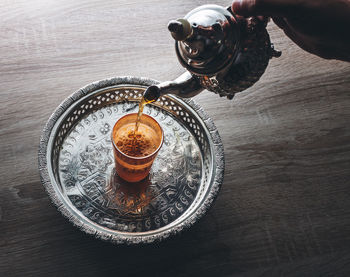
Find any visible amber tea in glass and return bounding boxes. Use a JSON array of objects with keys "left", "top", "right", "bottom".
[{"left": 111, "top": 113, "right": 163, "bottom": 182}]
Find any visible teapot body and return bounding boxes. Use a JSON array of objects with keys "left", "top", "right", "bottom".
[
  {"left": 171, "top": 5, "right": 281, "bottom": 99},
  {"left": 143, "top": 4, "right": 281, "bottom": 102}
]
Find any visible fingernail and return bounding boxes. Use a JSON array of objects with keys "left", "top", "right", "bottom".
[{"left": 231, "top": 0, "right": 243, "bottom": 13}]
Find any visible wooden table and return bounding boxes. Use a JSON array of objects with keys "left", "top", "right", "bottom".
[{"left": 1, "top": 1, "right": 350, "bottom": 276}]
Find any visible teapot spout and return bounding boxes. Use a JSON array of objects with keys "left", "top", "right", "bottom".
[{"left": 143, "top": 72, "right": 204, "bottom": 101}]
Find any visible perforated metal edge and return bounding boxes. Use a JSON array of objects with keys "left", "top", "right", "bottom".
[{"left": 38, "top": 76, "right": 224, "bottom": 244}]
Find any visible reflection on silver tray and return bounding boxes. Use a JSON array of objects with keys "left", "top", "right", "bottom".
[{"left": 39, "top": 77, "right": 224, "bottom": 244}]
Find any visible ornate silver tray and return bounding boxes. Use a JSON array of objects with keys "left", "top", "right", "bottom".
[{"left": 39, "top": 77, "right": 224, "bottom": 244}]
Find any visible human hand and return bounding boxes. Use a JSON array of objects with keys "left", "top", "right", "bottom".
[{"left": 231, "top": 0, "right": 350, "bottom": 62}]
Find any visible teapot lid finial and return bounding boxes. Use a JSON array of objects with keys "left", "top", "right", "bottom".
[{"left": 168, "top": 19, "right": 192, "bottom": 41}]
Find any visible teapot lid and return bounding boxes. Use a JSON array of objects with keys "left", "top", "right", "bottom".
[{"left": 168, "top": 5, "right": 240, "bottom": 76}]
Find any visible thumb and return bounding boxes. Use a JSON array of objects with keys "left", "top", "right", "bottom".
[{"left": 231, "top": 0, "right": 298, "bottom": 17}]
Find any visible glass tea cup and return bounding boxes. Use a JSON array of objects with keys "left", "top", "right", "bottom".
[{"left": 111, "top": 113, "right": 163, "bottom": 183}]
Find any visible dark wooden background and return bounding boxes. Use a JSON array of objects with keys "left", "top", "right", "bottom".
[{"left": 1, "top": 0, "right": 350, "bottom": 276}]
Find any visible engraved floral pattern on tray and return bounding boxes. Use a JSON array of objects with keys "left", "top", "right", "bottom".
[{"left": 58, "top": 102, "right": 202, "bottom": 232}]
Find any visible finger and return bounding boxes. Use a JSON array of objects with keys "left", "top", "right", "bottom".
[
  {"left": 279, "top": 22, "right": 319, "bottom": 57},
  {"left": 282, "top": 23, "right": 340, "bottom": 60},
  {"left": 231, "top": 0, "right": 300, "bottom": 17},
  {"left": 272, "top": 16, "right": 288, "bottom": 29}
]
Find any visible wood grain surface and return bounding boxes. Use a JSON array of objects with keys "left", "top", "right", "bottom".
[{"left": 1, "top": 0, "right": 350, "bottom": 276}]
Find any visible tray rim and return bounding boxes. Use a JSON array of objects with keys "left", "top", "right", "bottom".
[{"left": 38, "top": 76, "right": 224, "bottom": 244}]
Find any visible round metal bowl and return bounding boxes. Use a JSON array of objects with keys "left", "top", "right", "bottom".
[{"left": 38, "top": 77, "right": 224, "bottom": 244}]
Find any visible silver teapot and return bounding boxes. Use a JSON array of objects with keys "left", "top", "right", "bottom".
[{"left": 144, "top": 4, "right": 281, "bottom": 101}]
